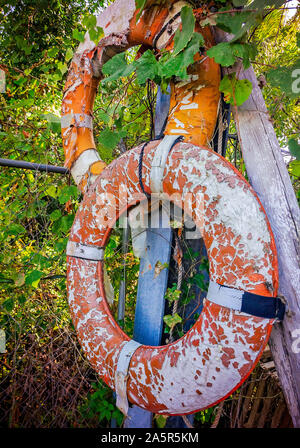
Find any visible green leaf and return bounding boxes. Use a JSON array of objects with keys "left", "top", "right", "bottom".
[
  {"left": 57, "top": 61, "right": 68, "bottom": 76},
  {"left": 216, "top": 11, "right": 253, "bottom": 36},
  {"left": 58, "top": 185, "right": 78, "bottom": 204},
  {"left": 289, "top": 160, "right": 300, "bottom": 178},
  {"left": 192, "top": 273, "right": 207, "bottom": 290},
  {"left": 65, "top": 47, "right": 73, "bottom": 62},
  {"left": 135, "top": 0, "right": 147, "bottom": 21},
  {"left": 98, "top": 128, "right": 126, "bottom": 160},
  {"left": 229, "top": 0, "right": 286, "bottom": 43},
  {"left": 54, "top": 239, "right": 68, "bottom": 253},
  {"left": 232, "top": 43, "right": 257, "bottom": 69},
  {"left": 60, "top": 215, "right": 75, "bottom": 232},
  {"left": 45, "top": 185, "right": 57, "bottom": 198},
  {"left": 6, "top": 223, "right": 25, "bottom": 236},
  {"left": 25, "top": 270, "right": 44, "bottom": 288},
  {"left": 89, "top": 26, "right": 103, "bottom": 45},
  {"left": 48, "top": 47, "right": 59, "bottom": 58},
  {"left": 220, "top": 75, "right": 253, "bottom": 106},
  {"left": 156, "top": 414, "right": 167, "bottom": 429},
  {"left": 207, "top": 42, "right": 236, "bottom": 67},
  {"left": 136, "top": 50, "right": 159, "bottom": 84},
  {"left": 289, "top": 139, "right": 300, "bottom": 160},
  {"left": 159, "top": 33, "right": 204, "bottom": 81},
  {"left": 102, "top": 53, "right": 135, "bottom": 84},
  {"left": 72, "top": 29, "right": 85, "bottom": 43},
  {"left": 17, "top": 295, "right": 26, "bottom": 305},
  {"left": 82, "top": 15, "right": 97, "bottom": 30},
  {"left": 208, "top": 41, "right": 256, "bottom": 69},
  {"left": 173, "top": 6, "right": 195, "bottom": 56},
  {"left": 165, "top": 285, "right": 181, "bottom": 303},
  {"left": 2, "top": 298, "right": 14, "bottom": 312},
  {"left": 98, "top": 111, "right": 110, "bottom": 124},
  {"left": 163, "top": 313, "right": 182, "bottom": 329}
]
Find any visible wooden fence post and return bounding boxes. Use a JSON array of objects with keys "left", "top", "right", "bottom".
[{"left": 215, "top": 29, "right": 300, "bottom": 425}]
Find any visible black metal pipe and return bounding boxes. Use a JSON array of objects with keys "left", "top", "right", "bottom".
[{"left": 0, "top": 158, "right": 69, "bottom": 174}]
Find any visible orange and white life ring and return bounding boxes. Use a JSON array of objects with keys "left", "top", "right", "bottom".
[
  {"left": 66, "top": 139, "right": 283, "bottom": 416},
  {"left": 63, "top": 0, "right": 284, "bottom": 416}
]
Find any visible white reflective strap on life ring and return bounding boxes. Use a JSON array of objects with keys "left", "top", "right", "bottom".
[
  {"left": 130, "top": 135, "right": 178, "bottom": 259},
  {"left": 206, "top": 280, "right": 244, "bottom": 311},
  {"left": 154, "top": 1, "right": 189, "bottom": 50},
  {"left": 61, "top": 113, "right": 93, "bottom": 130},
  {"left": 66, "top": 241, "right": 104, "bottom": 261},
  {"left": 70, "top": 149, "right": 101, "bottom": 185},
  {"left": 150, "top": 135, "right": 182, "bottom": 194},
  {"left": 115, "top": 340, "right": 142, "bottom": 416}
]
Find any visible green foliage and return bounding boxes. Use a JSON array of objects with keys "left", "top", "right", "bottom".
[
  {"left": 194, "top": 406, "right": 216, "bottom": 426},
  {"left": 288, "top": 138, "right": 300, "bottom": 160},
  {"left": 163, "top": 312, "right": 182, "bottom": 330},
  {"left": 135, "top": 0, "right": 147, "bottom": 21},
  {"left": 165, "top": 284, "right": 181, "bottom": 303},
  {"left": 267, "top": 60, "right": 300, "bottom": 99},
  {"left": 207, "top": 42, "right": 257, "bottom": 69},
  {"left": 216, "top": 11, "right": 253, "bottom": 35},
  {"left": 79, "top": 381, "right": 123, "bottom": 426},
  {"left": 102, "top": 53, "right": 136, "bottom": 84},
  {"left": 173, "top": 6, "right": 196, "bottom": 56},
  {"left": 289, "top": 160, "right": 300, "bottom": 178},
  {"left": 0, "top": 0, "right": 299, "bottom": 429},
  {"left": 25, "top": 269, "right": 44, "bottom": 288},
  {"left": 155, "top": 414, "right": 167, "bottom": 428},
  {"left": 0, "top": 0, "right": 123, "bottom": 428},
  {"left": 220, "top": 74, "right": 253, "bottom": 106},
  {"left": 266, "top": 28, "right": 300, "bottom": 99},
  {"left": 102, "top": 6, "right": 204, "bottom": 92}
]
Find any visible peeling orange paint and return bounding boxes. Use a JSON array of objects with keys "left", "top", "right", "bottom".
[{"left": 63, "top": 0, "right": 279, "bottom": 416}]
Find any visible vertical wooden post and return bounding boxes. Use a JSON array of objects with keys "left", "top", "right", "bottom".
[
  {"left": 225, "top": 61, "right": 300, "bottom": 426},
  {"left": 123, "top": 88, "right": 172, "bottom": 428}
]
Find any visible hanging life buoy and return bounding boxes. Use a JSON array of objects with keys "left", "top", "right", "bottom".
[{"left": 62, "top": 0, "right": 285, "bottom": 416}]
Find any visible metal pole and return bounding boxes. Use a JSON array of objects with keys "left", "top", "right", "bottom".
[{"left": 0, "top": 158, "right": 68, "bottom": 175}]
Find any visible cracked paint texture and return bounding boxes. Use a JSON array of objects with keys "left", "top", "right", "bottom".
[
  {"left": 67, "top": 141, "right": 278, "bottom": 415},
  {"left": 61, "top": 1, "right": 220, "bottom": 192}
]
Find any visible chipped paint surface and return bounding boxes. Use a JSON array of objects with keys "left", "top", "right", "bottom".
[
  {"left": 63, "top": 0, "right": 279, "bottom": 416},
  {"left": 66, "top": 141, "right": 278, "bottom": 415},
  {"left": 78, "top": 0, "right": 136, "bottom": 53},
  {"left": 61, "top": 1, "right": 220, "bottom": 192}
]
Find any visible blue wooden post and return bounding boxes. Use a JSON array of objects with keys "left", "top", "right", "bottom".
[
  {"left": 123, "top": 87, "right": 171, "bottom": 428},
  {"left": 132, "top": 86, "right": 172, "bottom": 346}
]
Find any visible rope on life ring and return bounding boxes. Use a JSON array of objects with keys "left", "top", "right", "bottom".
[{"left": 62, "top": 0, "right": 285, "bottom": 417}]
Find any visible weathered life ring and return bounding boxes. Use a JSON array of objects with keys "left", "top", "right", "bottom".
[
  {"left": 61, "top": 0, "right": 220, "bottom": 192},
  {"left": 63, "top": 0, "right": 284, "bottom": 416}
]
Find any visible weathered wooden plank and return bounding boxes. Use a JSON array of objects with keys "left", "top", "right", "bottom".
[
  {"left": 124, "top": 220, "right": 172, "bottom": 428},
  {"left": 215, "top": 30, "right": 300, "bottom": 427},
  {"left": 235, "top": 66, "right": 300, "bottom": 427}
]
